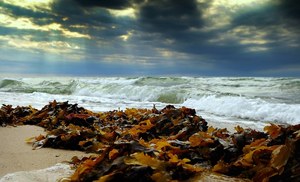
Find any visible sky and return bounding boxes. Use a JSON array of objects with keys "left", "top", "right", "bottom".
[{"left": 0, "top": 0, "right": 300, "bottom": 77}]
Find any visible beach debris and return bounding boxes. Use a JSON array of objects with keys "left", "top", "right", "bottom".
[
  {"left": 1, "top": 100, "right": 300, "bottom": 181},
  {"left": 0, "top": 104, "right": 36, "bottom": 126}
]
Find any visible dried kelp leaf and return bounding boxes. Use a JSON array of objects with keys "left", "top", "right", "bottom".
[
  {"left": 264, "top": 123, "right": 282, "bottom": 139},
  {"left": 183, "top": 163, "right": 204, "bottom": 173},
  {"left": 152, "top": 139, "right": 172, "bottom": 151},
  {"left": 168, "top": 153, "right": 190, "bottom": 164},
  {"left": 235, "top": 146, "right": 274, "bottom": 168},
  {"left": 35, "top": 134, "right": 45, "bottom": 141},
  {"left": 71, "top": 151, "right": 109, "bottom": 181},
  {"left": 242, "top": 138, "right": 268, "bottom": 154},
  {"left": 189, "top": 132, "right": 215, "bottom": 147},
  {"left": 253, "top": 166, "right": 277, "bottom": 182},
  {"left": 252, "top": 145, "right": 291, "bottom": 182},
  {"left": 270, "top": 145, "right": 290, "bottom": 172},
  {"left": 1, "top": 105, "right": 37, "bottom": 126},
  {"left": 150, "top": 171, "right": 172, "bottom": 182},
  {"left": 235, "top": 125, "right": 245, "bottom": 134},
  {"left": 109, "top": 149, "right": 119, "bottom": 160},
  {"left": 124, "top": 152, "right": 163, "bottom": 169},
  {"left": 212, "top": 161, "right": 230, "bottom": 174},
  {"left": 128, "top": 119, "right": 154, "bottom": 138}
]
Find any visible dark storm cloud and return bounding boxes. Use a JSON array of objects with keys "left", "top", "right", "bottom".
[
  {"left": 73, "top": 0, "right": 131, "bottom": 9},
  {"left": 233, "top": 6, "right": 279, "bottom": 26},
  {"left": 51, "top": 0, "right": 100, "bottom": 24},
  {"left": 192, "top": 0, "right": 300, "bottom": 74},
  {"left": 49, "top": 0, "right": 137, "bottom": 40},
  {"left": 138, "top": 0, "right": 204, "bottom": 36},
  {"left": 51, "top": 0, "right": 83, "bottom": 15},
  {"left": 233, "top": 0, "right": 300, "bottom": 27},
  {"left": 50, "top": 0, "right": 133, "bottom": 36},
  {"left": 50, "top": 0, "right": 139, "bottom": 25},
  {"left": 71, "top": 0, "right": 147, "bottom": 9},
  {"left": 131, "top": 0, "right": 215, "bottom": 61},
  {"left": 278, "top": 0, "right": 300, "bottom": 20},
  {"left": 229, "top": 0, "right": 300, "bottom": 64}
]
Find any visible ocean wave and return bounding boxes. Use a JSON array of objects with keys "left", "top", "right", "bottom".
[
  {"left": 133, "top": 76, "right": 189, "bottom": 86},
  {"left": 0, "top": 78, "right": 78, "bottom": 95},
  {"left": 0, "top": 76, "right": 299, "bottom": 126},
  {"left": 183, "top": 95, "right": 300, "bottom": 125},
  {"left": 0, "top": 78, "right": 23, "bottom": 88},
  {"left": 1, "top": 76, "right": 300, "bottom": 104}
]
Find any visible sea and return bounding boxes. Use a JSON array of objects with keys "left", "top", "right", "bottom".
[{"left": 0, "top": 76, "right": 299, "bottom": 131}]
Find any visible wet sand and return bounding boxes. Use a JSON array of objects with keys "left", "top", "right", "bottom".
[{"left": 0, "top": 125, "right": 90, "bottom": 178}]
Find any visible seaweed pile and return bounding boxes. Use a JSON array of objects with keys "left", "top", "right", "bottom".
[{"left": 0, "top": 101, "right": 299, "bottom": 182}]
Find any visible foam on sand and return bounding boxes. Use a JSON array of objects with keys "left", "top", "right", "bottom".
[{"left": 0, "top": 163, "right": 73, "bottom": 182}]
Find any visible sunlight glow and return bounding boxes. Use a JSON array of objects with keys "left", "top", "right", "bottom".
[
  {"left": 227, "top": 0, "right": 263, "bottom": 6},
  {"left": 156, "top": 48, "right": 189, "bottom": 60},
  {"left": 0, "top": 35, "right": 80, "bottom": 51},
  {"left": 0, "top": 35, "right": 84, "bottom": 61},
  {"left": 208, "top": 26, "right": 270, "bottom": 52},
  {"left": 202, "top": 0, "right": 271, "bottom": 30},
  {"left": 3, "top": 0, "right": 53, "bottom": 10},
  {"left": 108, "top": 8, "right": 136, "bottom": 18},
  {"left": 0, "top": 14, "right": 91, "bottom": 39},
  {"left": 247, "top": 46, "right": 269, "bottom": 52},
  {"left": 212, "top": 0, "right": 271, "bottom": 7},
  {"left": 119, "top": 31, "right": 133, "bottom": 41}
]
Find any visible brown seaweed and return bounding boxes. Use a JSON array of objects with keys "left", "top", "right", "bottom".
[{"left": 1, "top": 100, "right": 299, "bottom": 182}]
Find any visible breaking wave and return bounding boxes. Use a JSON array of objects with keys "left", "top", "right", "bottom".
[
  {"left": 0, "top": 78, "right": 77, "bottom": 95},
  {"left": 0, "top": 76, "right": 299, "bottom": 125},
  {"left": 183, "top": 96, "right": 300, "bottom": 125}
]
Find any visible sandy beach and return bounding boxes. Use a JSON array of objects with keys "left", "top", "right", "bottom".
[{"left": 0, "top": 125, "right": 90, "bottom": 178}]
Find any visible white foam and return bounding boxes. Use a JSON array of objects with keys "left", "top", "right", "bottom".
[
  {"left": 0, "top": 163, "right": 73, "bottom": 182},
  {"left": 183, "top": 95, "right": 300, "bottom": 125}
]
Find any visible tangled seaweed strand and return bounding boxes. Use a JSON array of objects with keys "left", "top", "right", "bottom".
[{"left": 1, "top": 100, "right": 299, "bottom": 182}]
